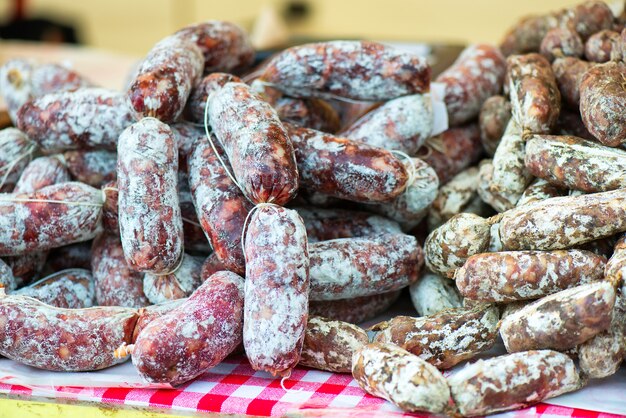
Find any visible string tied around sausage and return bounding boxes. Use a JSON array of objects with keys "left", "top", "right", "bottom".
[
  {"left": 240, "top": 202, "right": 282, "bottom": 265},
  {"left": 0, "top": 140, "right": 38, "bottom": 191}
]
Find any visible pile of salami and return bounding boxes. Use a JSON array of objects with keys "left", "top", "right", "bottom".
[{"left": 0, "top": 1, "right": 625, "bottom": 415}]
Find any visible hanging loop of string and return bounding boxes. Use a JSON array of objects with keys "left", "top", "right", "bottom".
[
  {"left": 239, "top": 202, "right": 281, "bottom": 265},
  {"left": 0, "top": 197, "right": 104, "bottom": 208},
  {"left": 150, "top": 250, "right": 186, "bottom": 277},
  {"left": 0, "top": 141, "right": 37, "bottom": 191},
  {"left": 390, "top": 149, "right": 418, "bottom": 188},
  {"left": 203, "top": 90, "right": 245, "bottom": 194}
]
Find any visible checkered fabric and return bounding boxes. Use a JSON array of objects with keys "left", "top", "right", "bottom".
[{"left": 0, "top": 355, "right": 621, "bottom": 417}]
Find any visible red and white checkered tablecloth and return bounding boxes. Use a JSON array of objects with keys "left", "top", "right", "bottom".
[{"left": 0, "top": 355, "right": 623, "bottom": 418}]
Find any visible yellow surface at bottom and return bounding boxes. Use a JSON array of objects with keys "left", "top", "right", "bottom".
[{"left": 0, "top": 398, "right": 185, "bottom": 418}]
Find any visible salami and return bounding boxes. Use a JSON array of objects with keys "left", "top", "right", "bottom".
[{"left": 13, "top": 269, "right": 95, "bottom": 309}]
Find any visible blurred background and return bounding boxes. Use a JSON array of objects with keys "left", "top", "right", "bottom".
[{"left": 1, "top": 0, "right": 624, "bottom": 56}]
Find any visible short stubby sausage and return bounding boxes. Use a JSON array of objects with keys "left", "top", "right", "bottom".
[
  {"left": 424, "top": 213, "right": 491, "bottom": 278},
  {"left": 309, "top": 234, "right": 421, "bottom": 301},
  {"left": 309, "top": 291, "right": 401, "bottom": 324},
  {"left": 184, "top": 72, "right": 242, "bottom": 123},
  {"left": 294, "top": 207, "right": 402, "bottom": 242},
  {"left": 171, "top": 21, "right": 254, "bottom": 74},
  {"left": 500, "top": 281, "right": 616, "bottom": 352},
  {"left": 0, "top": 128, "right": 37, "bottom": 192},
  {"left": 448, "top": 350, "right": 581, "bottom": 417},
  {"left": 260, "top": 41, "right": 431, "bottom": 101},
  {"left": 539, "top": 27, "right": 584, "bottom": 62},
  {"left": 363, "top": 157, "right": 439, "bottom": 231},
  {"left": 243, "top": 206, "right": 309, "bottom": 377},
  {"left": 0, "top": 293, "right": 137, "bottom": 371},
  {"left": 299, "top": 316, "right": 369, "bottom": 373},
  {"left": 352, "top": 342, "right": 450, "bottom": 414},
  {"left": 286, "top": 123, "right": 408, "bottom": 203},
  {"left": 63, "top": 150, "right": 117, "bottom": 188},
  {"left": 507, "top": 53, "right": 561, "bottom": 135},
  {"left": 0, "top": 182, "right": 103, "bottom": 256},
  {"left": 126, "top": 36, "right": 203, "bottom": 122},
  {"left": 129, "top": 271, "right": 244, "bottom": 386},
  {"left": 142, "top": 254, "right": 204, "bottom": 304},
  {"left": 579, "top": 62, "right": 626, "bottom": 147},
  {"left": 409, "top": 271, "right": 462, "bottom": 316},
  {"left": 117, "top": 118, "right": 183, "bottom": 274},
  {"left": 13, "top": 268, "right": 95, "bottom": 309},
  {"left": 415, "top": 123, "right": 482, "bottom": 185},
  {"left": 340, "top": 94, "right": 433, "bottom": 155},
  {"left": 584, "top": 29, "right": 621, "bottom": 62},
  {"left": 525, "top": 134, "right": 626, "bottom": 193},
  {"left": 17, "top": 88, "right": 134, "bottom": 153},
  {"left": 552, "top": 57, "right": 591, "bottom": 110},
  {"left": 188, "top": 137, "right": 251, "bottom": 274},
  {"left": 0, "top": 59, "right": 90, "bottom": 124},
  {"left": 372, "top": 304, "right": 499, "bottom": 369},
  {"left": 427, "top": 167, "right": 480, "bottom": 231},
  {"left": 209, "top": 82, "right": 299, "bottom": 205},
  {"left": 436, "top": 44, "right": 506, "bottom": 126},
  {"left": 13, "top": 156, "right": 70, "bottom": 194},
  {"left": 455, "top": 249, "right": 606, "bottom": 303},
  {"left": 479, "top": 95, "right": 512, "bottom": 156},
  {"left": 499, "top": 189, "right": 626, "bottom": 251},
  {"left": 91, "top": 234, "right": 149, "bottom": 308}
]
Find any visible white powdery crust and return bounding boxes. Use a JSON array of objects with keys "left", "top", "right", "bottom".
[
  {"left": 436, "top": 44, "right": 506, "bottom": 126},
  {"left": 90, "top": 234, "right": 149, "bottom": 309},
  {"left": 373, "top": 305, "right": 499, "bottom": 369},
  {"left": 507, "top": 53, "right": 561, "bottom": 135},
  {"left": 294, "top": 207, "right": 402, "bottom": 243},
  {"left": 427, "top": 166, "right": 480, "bottom": 231},
  {"left": 13, "top": 268, "right": 95, "bottom": 309},
  {"left": 500, "top": 281, "right": 616, "bottom": 352},
  {"left": 352, "top": 343, "right": 450, "bottom": 414},
  {"left": 365, "top": 158, "right": 439, "bottom": 231},
  {"left": 243, "top": 206, "right": 309, "bottom": 377},
  {"left": 578, "top": 295, "right": 626, "bottom": 379},
  {"left": 188, "top": 136, "right": 251, "bottom": 274},
  {"left": 287, "top": 123, "right": 409, "bottom": 203},
  {"left": 29, "top": 62, "right": 91, "bottom": 96},
  {"left": 63, "top": 150, "right": 117, "bottom": 187},
  {"left": 579, "top": 62, "right": 626, "bottom": 146},
  {"left": 424, "top": 213, "right": 491, "bottom": 278},
  {"left": 17, "top": 88, "right": 134, "bottom": 153},
  {"left": 261, "top": 41, "right": 430, "bottom": 101},
  {"left": 606, "top": 233, "right": 626, "bottom": 283},
  {"left": 0, "top": 294, "right": 137, "bottom": 371},
  {"left": 13, "top": 156, "right": 70, "bottom": 194},
  {"left": 171, "top": 20, "right": 254, "bottom": 73},
  {"left": 209, "top": 83, "right": 299, "bottom": 206},
  {"left": 126, "top": 37, "right": 203, "bottom": 122},
  {"left": 0, "top": 182, "right": 103, "bottom": 256},
  {"left": 142, "top": 254, "right": 204, "bottom": 304},
  {"left": 455, "top": 249, "right": 607, "bottom": 303},
  {"left": 0, "top": 259, "right": 16, "bottom": 291},
  {"left": 516, "top": 178, "right": 566, "bottom": 207},
  {"left": 448, "top": 350, "right": 580, "bottom": 416},
  {"left": 117, "top": 118, "right": 183, "bottom": 274},
  {"left": 409, "top": 271, "right": 462, "bottom": 316},
  {"left": 0, "top": 128, "right": 37, "bottom": 191},
  {"left": 499, "top": 188, "right": 626, "bottom": 251},
  {"left": 488, "top": 119, "right": 533, "bottom": 210},
  {"left": 299, "top": 316, "right": 369, "bottom": 373},
  {"left": 525, "top": 134, "right": 626, "bottom": 193},
  {"left": 309, "top": 233, "right": 421, "bottom": 301},
  {"left": 341, "top": 94, "right": 433, "bottom": 155},
  {"left": 132, "top": 271, "right": 244, "bottom": 386}
]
